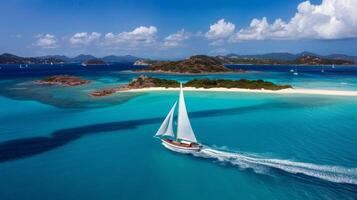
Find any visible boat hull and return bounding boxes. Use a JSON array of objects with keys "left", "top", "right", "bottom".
[{"left": 161, "top": 139, "right": 201, "bottom": 153}]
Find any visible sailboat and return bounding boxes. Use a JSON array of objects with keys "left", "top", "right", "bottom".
[
  {"left": 154, "top": 83, "right": 202, "bottom": 153},
  {"left": 293, "top": 66, "right": 299, "bottom": 75}
]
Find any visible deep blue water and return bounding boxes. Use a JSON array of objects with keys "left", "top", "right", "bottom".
[{"left": 0, "top": 64, "right": 357, "bottom": 200}]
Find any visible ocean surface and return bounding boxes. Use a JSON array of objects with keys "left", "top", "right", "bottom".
[{"left": 1, "top": 63, "right": 357, "bottom": 200}]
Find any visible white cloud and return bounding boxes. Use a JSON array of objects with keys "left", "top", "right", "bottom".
[
  {"left": 231, "top": 0, "right": 357, "bottom": 42},
  {"left": 164, "top": 29, "right": 190, "bottom": 47},
  {"left": 35, "top": 34, "right": 58, "bottom": 48},
  {"left": 205, "top": 19, "right": 235, "bottom": 40},
  {"left": 104, "top": 26, "right": 158, "bottom": 47},
  {"left": 69, "top": 32, "right": 101, "bottom": 45}
]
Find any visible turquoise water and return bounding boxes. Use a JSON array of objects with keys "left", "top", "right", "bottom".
[{"left": 1, "top": 70, "right": 357, "bottom": 199}]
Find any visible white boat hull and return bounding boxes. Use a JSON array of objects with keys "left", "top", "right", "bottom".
[{"left": 161, "top": 139, "right": 201, "bottom": 154}]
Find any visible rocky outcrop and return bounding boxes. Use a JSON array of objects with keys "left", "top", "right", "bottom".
[{"left": 36, "top": 75, "right": 90, "bottom": 86}]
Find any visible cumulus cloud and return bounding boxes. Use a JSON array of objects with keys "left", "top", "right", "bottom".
[
  {"left": 104, "top": 26, "right": 157, "bottom": 47},
  {"left": 14, "top": 34, "right": 22, "bottom": 38},
  {"left": 205, "top": 19, "right": 235, "bottom": 40},
  {"left": 35, "top": 34, "right": 58, "bottom": 48},
  {"left": 231, "top": 0, "right": 357, "bottom": 42},
  {"left": 163, "top": 29, "right": 190, "bottom": 47},
  {"left": 69, "top": 32, "right": 101, "bottom": 45}
]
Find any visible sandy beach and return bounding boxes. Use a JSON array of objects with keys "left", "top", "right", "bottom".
[{"left": 122, "top": 87, "right": 357, "bottom": 96}]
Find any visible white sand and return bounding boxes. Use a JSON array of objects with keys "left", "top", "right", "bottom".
[{"left": 121, "top": 87, "right": 357, "bottom": 96}]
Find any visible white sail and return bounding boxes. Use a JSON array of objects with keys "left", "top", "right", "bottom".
[
  {"left": 176, "top": 83, "right": 198, "bottom": 143},
  {"left": 155, "top": 102, "right": 177, "bottom": 138}
]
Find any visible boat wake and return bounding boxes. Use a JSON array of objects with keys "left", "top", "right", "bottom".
[{"left": 189, "top": 146, "right": 357, "bottom": 185}]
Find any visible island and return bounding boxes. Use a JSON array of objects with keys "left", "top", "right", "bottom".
[
  {"left": 136, "top": 55, "right": 240, "bottom": 74},
  {"left": 225, "top": 55, "right": 353, "bottom": 65},
  {"left": 184, "top": 78, "right": 292, "bottom": 90},
  {"left": 36, "top": 75, "right": 91, "bottom": 86},
  {"left": 135, "top": 54, "right": 355, "bottom": 74},
  {"left": 0, "top": 53, "right": 65, "bottom": 64},
  {"left": 82, "top": 59, "right": 107, "bottom": 66},
  {"left": 294, "top": 55, "right": 352, "bottom": 65},
  {"left": 90, "top": 75, "right": 179, "bottom": 97},
  {"left": 90, "top": 75, "right": 291, "bottom": 97},
  {"left": 1, "top": 52, "right": 355, "bottom": 65}
]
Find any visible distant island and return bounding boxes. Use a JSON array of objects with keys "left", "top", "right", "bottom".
[
  {"left": 136, "top": 55, "right": 239, "bottom": 74},
  {"left": 226, "top": 55, "right": 353, "bottom": 65},
  {"left": 82, "top": 59, "right": 107, "bottom": 66},
  {"left": 0, "top": 53, "right": 64, "bottom": 64},
  {"left": 36, "top": 75, "right": 91, "bottom": 86},
  {"left": 294, "top": 55, "right": 352, "bottom": 65},
  {"left": 225, "top": 51, "right": 357, "bottom": 64},
  {"left": 1, "top": 52, "right": 355, "bottom": 65},
  {"left": 90, "top": 75, "right": 291, "bottom": 97},
  {"left": 0, "top": 53, "right": 144, "bottom": 64},
  {"left": 135, "top": 53, "right": 354, "bottom": 74}
]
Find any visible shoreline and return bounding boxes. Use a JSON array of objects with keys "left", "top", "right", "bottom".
[{"left": 120, "top": 87, "right": 357, "bottom": 96}]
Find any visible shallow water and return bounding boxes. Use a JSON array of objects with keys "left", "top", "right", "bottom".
[{"left": 0, "top": 65, "right": 357, "bottom": 200}]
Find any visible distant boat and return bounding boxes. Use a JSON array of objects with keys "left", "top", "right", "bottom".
[
  {"left": 19, "top": 64, "right": 23, "bottom": 69},
  {"left": 332, "top": 64, "right": 335, "bottom": 69},
  {"left": 155, "top": 83, "right": 202, "bottom": 153},
  {"left": 292, "top": 66, "right": 299, "bottom": 75},
  {"left": 81, "top": 63, "right": 87, "bottom": 67},
  {"left": 50, "top": 62, "right": 54, "bottom": 65}
]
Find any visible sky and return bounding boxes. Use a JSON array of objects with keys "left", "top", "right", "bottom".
[{"left": 1, "top": 0, "right": 357, "bottom": 59}]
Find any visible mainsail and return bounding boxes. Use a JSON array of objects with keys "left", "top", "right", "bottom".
[
  {"left": 155, "top": 101, "right": 177, "bottom": 138},
  {"left": 176, "top": 83, "right": 198, "bottom": 143}
]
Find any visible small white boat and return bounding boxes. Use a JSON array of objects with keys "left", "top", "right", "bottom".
[{"left": 154, "top": 83, "right": 202, "bottom": 153}]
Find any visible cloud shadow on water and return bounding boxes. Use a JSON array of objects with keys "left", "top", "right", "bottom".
[{"left": 0, "top": 101, "right": 324, "bottom": 163}]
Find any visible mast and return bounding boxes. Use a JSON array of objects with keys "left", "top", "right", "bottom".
[
  {"left": 155, "top": 102, "right": 177, "bottom": 138},
  {"left": 176, "top": 83, "right": 198, "bottom": 143}
]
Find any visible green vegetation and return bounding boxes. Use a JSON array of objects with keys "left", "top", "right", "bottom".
[
  {"left": 128, "top": 75, "right": 180, "bottom": 88},
  {"left": 150, "top": 77, "right": 180, "bottom": 88},
  {"left": 128, "top": 75, "right": 291, "bottom": 90},
  {"left": 185, "top": 79, "right": 292, "bottom": 90},
  {"left": 136, "top": 55, "right": 354, "bottom": 72},
  {"left": 138, "top": 55, "right": 233, "bottom": 73}
]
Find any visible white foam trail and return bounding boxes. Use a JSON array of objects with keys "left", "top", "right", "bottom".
[{"left": 192, "top": 146, "right": 357, "bottom": 185}]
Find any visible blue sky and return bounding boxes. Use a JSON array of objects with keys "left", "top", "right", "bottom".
[{"left": 1, "top": 0, "right": 357, "bottom": 58}]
